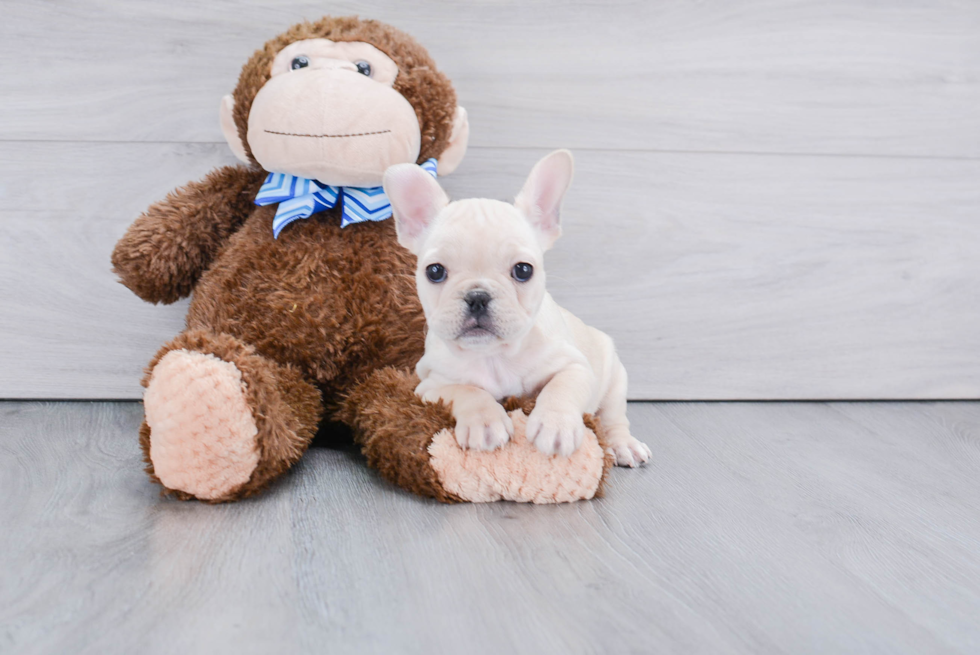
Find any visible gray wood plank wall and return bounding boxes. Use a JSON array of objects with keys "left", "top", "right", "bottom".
[{"left": 1, "top": 1, "right": 978, "bottom": 399}]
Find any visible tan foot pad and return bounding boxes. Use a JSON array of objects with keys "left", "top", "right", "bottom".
[
  {"left": 428, "top": 410, "right": 606, "bottom": 503},
  {"left": 144, "top": 350, "right": 259, "bottom": 500}
]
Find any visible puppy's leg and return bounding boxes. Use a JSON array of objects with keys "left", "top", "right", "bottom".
[
  {"left": 526, "top": 364, "right": 594, "bottom": 457},
  {"left": 420, "top": 383, "right": 513, "bottom": 451},
  {"left": 598, "top": 360, "right": 651, "bottom": 467}
]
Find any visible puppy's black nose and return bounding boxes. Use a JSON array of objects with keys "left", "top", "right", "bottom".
[{"left": 464, "top": 290, "right": 492, "bottom": 316}]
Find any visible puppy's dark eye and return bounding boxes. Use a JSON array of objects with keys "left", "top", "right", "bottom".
[
  {"left": 512, "top": 262, "right": 534, "bottom": 282},
  {"left": 426, "top": 263, "right": 447, "bottom": 283},
  {"left": 354, "top": 60, "right": 372, "bottom": 76},
  {"left": 291, "top": 56, "right": 310, "bottom": 70}
]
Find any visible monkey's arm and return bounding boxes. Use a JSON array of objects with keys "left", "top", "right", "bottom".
[{"left": 111, "top": 164, "right": 267, "bottom": 304}]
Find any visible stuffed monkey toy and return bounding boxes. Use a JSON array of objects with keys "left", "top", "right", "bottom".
[{"left": 112, "top": 16, "right": 611, "bottom": 504}]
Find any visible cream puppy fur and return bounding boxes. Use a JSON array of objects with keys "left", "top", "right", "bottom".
[{"left": 384, "top": 150, "right": 651, "bottom": 467}]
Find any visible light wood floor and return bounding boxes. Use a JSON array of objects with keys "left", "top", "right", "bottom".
[{"left": 3, "top": 401, "right": 979, "bottom": 654}]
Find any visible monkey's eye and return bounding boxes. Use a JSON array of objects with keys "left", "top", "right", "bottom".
[
  {"left": 354, "top": 60, "right": 372, "bottom": 77},
  {"left": 512, "top": 262, "right": 534, "bottom": 282},
  {"left": 291, "top": 56, "right": 310, "bottom": 70},
  {"left": 425, "top": 263, "right": 447, "bottom": 283}
]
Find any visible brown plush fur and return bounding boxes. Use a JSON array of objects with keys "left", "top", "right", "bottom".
[
  {"left": 340, "top": 367, "right": 463, "bottom": 503},
  {"left": 113, "top": 16, "right": 457, "bottom": 502},
  {"left": 112, "top": 165, "right": 267, "bottom": 305},
  {"left": 183, "top": 205, "right": 427, "bottom": 401}
]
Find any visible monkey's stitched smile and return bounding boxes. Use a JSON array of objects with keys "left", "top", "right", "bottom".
[{"left": 264, "top": 129, "right": 392, "bottom": 138}]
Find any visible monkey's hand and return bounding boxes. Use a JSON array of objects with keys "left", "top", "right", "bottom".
[{"left": 111, "top": 164, "right": 266, "bottom": 304}]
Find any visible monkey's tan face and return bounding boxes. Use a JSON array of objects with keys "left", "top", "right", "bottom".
[{"left": 247, "top": 38, "right": 422, "bottom": 186}]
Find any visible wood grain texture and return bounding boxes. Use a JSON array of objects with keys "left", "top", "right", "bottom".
[
  {"left": 0, "top": 1, "right": 978, "bottom": 157},
  {"left": 1, "top": 143, "right": 978, "bottom": 399},
  {"left": 2, "top": 400, "right": 980, "bottom": 654}
]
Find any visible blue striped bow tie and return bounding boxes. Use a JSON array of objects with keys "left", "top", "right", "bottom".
[{"left": 255, "top": 158, "right": 438, "bottom": 239}]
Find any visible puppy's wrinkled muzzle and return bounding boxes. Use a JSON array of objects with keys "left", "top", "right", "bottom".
[{"left": 458, "top": 290, "right": 497, "bottom": 340}]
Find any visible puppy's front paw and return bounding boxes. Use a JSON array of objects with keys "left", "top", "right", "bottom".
[
  {"left": 454, "top": 401, "right": 514, "bottom": 451},
  {"left": 526, "top": 407, "right": 586, "bottom": 457},
  {"left": 605, "top": 434, "right": 652, "bottom": 468}
]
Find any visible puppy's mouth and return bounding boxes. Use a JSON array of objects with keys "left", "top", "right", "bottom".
[{"left": 457, "top": 316, "right": 497, "bottom": 340}]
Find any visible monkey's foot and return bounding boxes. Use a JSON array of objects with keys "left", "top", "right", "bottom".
[
  {"left": 429, "top": 409, "right": 607, "bottom": 504},
  {"left": 144, "top": 350, "right": 260, "bottom": 500}
]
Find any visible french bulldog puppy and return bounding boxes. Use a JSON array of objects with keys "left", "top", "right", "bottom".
[{"left": 383, "top": 150, "right": 651, "bottom": 467}]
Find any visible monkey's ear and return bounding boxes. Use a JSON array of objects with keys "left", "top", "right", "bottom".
[
  {"left": 436, "top": 106, "right": 469, "bottom": 176},
  {"left": 219, "top": 95, "right": 250, "bottom": 163},
  {"left": 384, "top": 163, "right": 450, "bottom": 253},
  {"left": 515, "top": 149, "right": 574, "bottom": 251}
]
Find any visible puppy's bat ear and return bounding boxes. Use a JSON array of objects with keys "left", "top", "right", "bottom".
[
  {"left": 384, "top": 163, "right": 450, "bottom": 253},
  {"left": 515, "top": 149, "right": 574, "bottom": 251}
]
